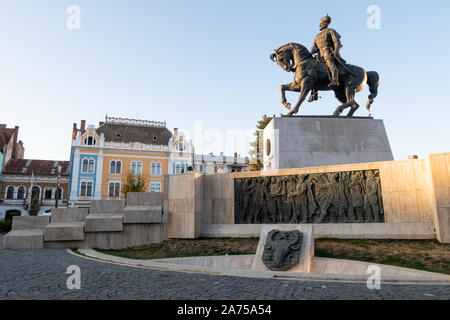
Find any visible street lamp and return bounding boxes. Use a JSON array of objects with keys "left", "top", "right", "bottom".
[{"left": 55, "top": 165, "right": 61, "bottom": 209}]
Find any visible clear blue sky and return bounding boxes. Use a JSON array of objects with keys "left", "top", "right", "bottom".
[{"left": 0, "top": 0, "right": 449, "bottom": 161}]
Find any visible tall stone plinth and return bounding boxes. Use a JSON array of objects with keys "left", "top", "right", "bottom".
[{"left": 262, "top": 116, "right": 393, "bottom": 170}]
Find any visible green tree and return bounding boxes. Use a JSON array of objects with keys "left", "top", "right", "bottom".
[
  {"left": 248, "top": 114, "right": 272, "bottom": 171},
  {"left": 122, "top": 172, "right": 146, "bottom": 196},
  {"left": 28, "top": 193, "right": 41, "bottom": 216}
]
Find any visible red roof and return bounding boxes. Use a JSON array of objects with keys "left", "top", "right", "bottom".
[
  {"left": 3, "top": 159, "right": 70, "bottom": 176},
  {"left": 0, "top": 128, "right": 15, "bottom": 151}
]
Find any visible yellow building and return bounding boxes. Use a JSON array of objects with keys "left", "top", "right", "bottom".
[{"left": 68, "top": 116, "right": 193, "bottom": 207}]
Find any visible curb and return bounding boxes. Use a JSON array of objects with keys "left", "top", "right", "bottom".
[{"left": 70, "top": 249, "right": 450, "bottom": 285}]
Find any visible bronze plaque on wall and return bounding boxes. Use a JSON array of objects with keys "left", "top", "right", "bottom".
[{"left": 234, "top": 170, "right": 384, "bottom": 224}]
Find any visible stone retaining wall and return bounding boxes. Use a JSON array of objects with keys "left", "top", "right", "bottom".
[{"left": 165, "top": 153, "right": 450, "bottom": 242}]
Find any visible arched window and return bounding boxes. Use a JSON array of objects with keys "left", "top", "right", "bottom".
[
  {"left": 6, "top": 186, "right": 14, "bottom": 199},
  {"left": 55, "top": 187, "right": 62, "bottom": 200},
  {"left": 82, "top": 158, "right": 95, "bottom": 173},
  {"left": 110, "top": 160, "right": 121, "bottom": 174},
  {"left": 84, "top": 136, "right": 97, "bottom": 146},
  {"left": 151, "top": 162, "right": 162, "bottom": 176},
  {"left": 88, "top": 159, "right": 94, "bottom": 173},
  {"left": 131, "top": 161, "right": 142, "bottom": 175},
  {"left": 177, "top": 142, "right": 185, "bottom": 152},
  {"left": 17, "top": 186, "right": 26, "bottom": 200},
  {"left": 82, "top": 159, "right": 88, "bottom": 172},
  {"left": 44, "top": 187, "right": 52, "bottom": 200},
  {"left": 31, "top": 186, "right": 40, "bottom": 200}
]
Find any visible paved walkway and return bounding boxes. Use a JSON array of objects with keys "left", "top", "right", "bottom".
[{"left": 0, "top": 236, "right": 448, "bottom": 300}]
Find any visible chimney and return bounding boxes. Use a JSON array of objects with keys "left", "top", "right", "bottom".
[
  {"left": 17, "top": 141, "right": 25, "bottom": 159},
  {"left": 80, "top": 120, "right": 86, "bottom": 131},
  {"left": 174, "top": 128, "right": 178, "bottom": 136},
  {"left": 72, "top": 123, "right": 78, "bottom": 140},
  {"left": 12, "top": 126, "right": 19, "bottom": 159}
]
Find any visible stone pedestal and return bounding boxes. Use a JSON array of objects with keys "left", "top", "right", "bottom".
[
  {"left": 252, "top": 225, "right": 314, "bottom": 273},
  {"left": 262, "top": 116, "right": 394, "bottom": 170}
]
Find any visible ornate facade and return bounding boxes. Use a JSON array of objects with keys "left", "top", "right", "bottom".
[
  {"left": 68, "top": 116, "right": 194, "bottom": 207},
  {"left": 0, "top": 159, "right": 69, "bottom": 219}
]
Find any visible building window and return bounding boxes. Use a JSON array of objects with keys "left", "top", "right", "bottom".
[
  {"left": 44, "top": 188, "right": 53, "bottom": 200},
  {"left": 151, "top": 162, "right": 162, "bottom": 176},
  {"left": 131, "top": 161, "right": 142, "bottom": 175},
  {"left": 88, "top": 159, "right": 94, "bottom": 172},
  {"left": 110, "top": 160, "right": 122, "bottom": 174},
  {"left": 17, "top": 186, "right": 26, "bottom": 200},
  {"left": 108, "top": 182, "right": 121, "bottom": 197},
  {"left": 6, "top": 186, "right": 14, "bottom": 199},
  {"left": 55, "top": 187, "right": 62, "bottom": 200},
  {"left": 80, "top": 181, "right": 93, "bottom": 197},
  {"left": 31, "top": 186, "right": 40, "bottom": 200},
  {"left": 150, "top": 181, "right": 161, "bottom": 193},
  {"left": 82, "top": 158, "right": 95, "bottom": 173},
  {"left": 82, "top": 159, "right": 88, "bottom": 172},
  {"left": 177, "top": 142, "right": 185, "bottom": 151},
  {"left": 84, "top": 136, "right": 97, "bottom": 146}
]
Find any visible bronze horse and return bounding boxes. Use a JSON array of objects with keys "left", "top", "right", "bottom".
[{"left": 270, "top": 42, "right": 380, "bottom": 117}]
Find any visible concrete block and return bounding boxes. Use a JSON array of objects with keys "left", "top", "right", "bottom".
[
  {"left": 89, "top": 200, "right": 125, "bottom": 214},
  {"left": 262, "top": 117, "right": 393, "bottom": 170},
  {"left": 85, "top": 214, "right": 123, "bottom": 232},
  {"left": 126, "top": 192, "right": 162, "bottom": 206},
  {"left": 200, "top": 223, "right": 435, "bottom": 239},
  {"left": 44, "top": 222, "right": 85, "bottom": 241},
  {"left": 123, "top": 206, "right": 162, "bottom": 224},
  {"left": 12, "top": 216, "right": 50, "bottom": 230},
  {"left": 252, "top": 225, "right": 314, "bottom": 273},
  {"left": 50, "top": 208, "right": 89, "bottom": 223},
  {"left": 435, "top": 207, "right": 450, "bottom": 243},
  {"left": 3, "top": 230, "right": 45, "bottom": 249}
]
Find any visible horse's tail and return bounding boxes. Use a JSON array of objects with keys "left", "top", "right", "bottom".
[{"left": 366, "top": 71, "right": 380, "bottom": 112}]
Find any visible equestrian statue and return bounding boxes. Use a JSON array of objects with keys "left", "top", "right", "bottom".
[{"left": 270, "top": 15, "right": 380, "bottom": 117}]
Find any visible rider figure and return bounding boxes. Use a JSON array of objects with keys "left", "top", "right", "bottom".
[{"left": 311, "top": 15, "right": 344, "bottom": 88}]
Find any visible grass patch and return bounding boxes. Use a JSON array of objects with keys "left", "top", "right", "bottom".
[
  {"left": 315, "top": 238, "right": 450, "bottom": 275},
  {"left": 0, "top": 220, "right": 12, "bottom": 233},
  {"left": 96, "top": 237, "right": 259, "bottom": 260},
  {"left": 93, "top": 237, "right": 450, "bottom": 275}
]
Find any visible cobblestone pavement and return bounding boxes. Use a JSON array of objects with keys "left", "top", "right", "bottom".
[{"left": 0, "top": 235, "right": 449, "bottom": 300}]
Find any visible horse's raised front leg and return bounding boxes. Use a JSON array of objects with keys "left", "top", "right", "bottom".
[
  {"left": 280, "top": 82, "right": 300, "bottom": 111},
  {"left": 287, "top": 79, "right": 312, "bottom": 116}
]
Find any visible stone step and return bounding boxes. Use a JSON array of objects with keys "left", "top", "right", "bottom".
[
  {"left": 84, "top": 214, "right": 124, "bottom": 232},
  {"left": 123, "top": 206, "right": 163, "bottom": 224},
  {"left": 3, "top": 230, "right": 45, "bottom": 249},
  {"left": 44, "top": 222, "right": 85, "bottom": 241},
  {"left": 89, "top": 200, "right": 125, "bottom": 214},
  {"left": 126, "top": 192, "right": 162, "bottom": 206}
]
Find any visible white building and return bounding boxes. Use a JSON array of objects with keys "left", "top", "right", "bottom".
[{"left": 194, "top": 152, "right": 248, "bottom": 174}]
